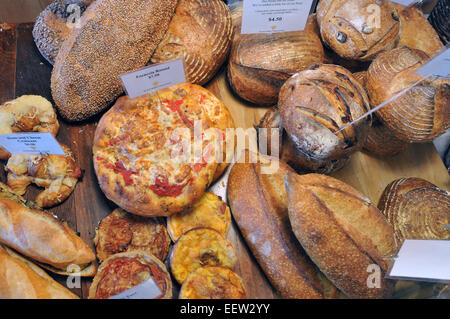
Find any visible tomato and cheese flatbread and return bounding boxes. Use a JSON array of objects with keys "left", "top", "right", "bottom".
[
  {"left": 170, "top": 227, "right": 236, "bottom": 284},
  {"left": 180, "top": 266, "right": 246, "bottom": 299},
  {"left": 167, "top": 191, "right": 231, "bottom": 241},
  {"left": 93, "top": 84, "right": 233, "bottom": 217},
  {"left": 88, "top": 251, "right": 172, "bottom": 299},
  {"left": 94, "top": 208, "right": 170, "bottom": 262}
]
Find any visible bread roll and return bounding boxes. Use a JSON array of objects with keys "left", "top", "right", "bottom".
[
  {"left": 317, "top": 0, "right": 400, "bottom": 61},
  {"left": 378, "top": 177, "right": 450, "bottom": 245},
  {"left": 227, "top": 15, "right": 325, "bottom": 105},
  {"left": 51, "top": 0, "right": 178, "bottom": 121},
  {"left": 278, "top": 64, "right": 371, "bottom": 163},
  {"left": 286, "top": 172, "right": 396, "bottom": 299},
  {"left": 227, "top": 152, "right": 342, "bottom": 299},
  {"left": 428, "top": 0, "right": 450, "bottom": 45},
  {"left": 366, "top": 47, "right": 450, "bottom": 143},
  {"left": 0, "top": 244, "right": 79, "bottom": 299},
  {"left": 151, "top": 0, "right": 232, "bottom": 85}
]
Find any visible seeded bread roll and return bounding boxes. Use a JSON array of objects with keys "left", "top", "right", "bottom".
[{"left": 51, "top": 0, "right": 178, "bottom": 121}]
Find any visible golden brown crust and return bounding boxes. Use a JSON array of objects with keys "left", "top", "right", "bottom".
[
  {"left": 88, "top": 250, "right": 172, "bottom": 299},
  {"left": 0, "top": 244, "right": 79, "bottom": 299},
  {"left": 179, "top": 266, "right": 246, "bottom": 299},
  {"left": 151, "top": 0, "right": 232, "bottom": 85},
  {"left": 378, "top": 177, "right": 450, "bottom": 246},
  {"left": 317, "top": 0, "right": 400, "bottom": 61},
  {"left": 51, "top": 0, "right": 178, "bottom": 121},
  {"left": 363, "top": 117, "right": 409, "bottom": 156},
  {"left": 366, "top": 47, "right": 450, "bottom": 142},
  {"left": 170, "top": 228, "right": 236, "bottom": 285},
  {"left": 286, "top": 172, "right": 396, "bottom": 299},
  {"left": 94, "top": 208, "right": 170, "bottom": 263}
]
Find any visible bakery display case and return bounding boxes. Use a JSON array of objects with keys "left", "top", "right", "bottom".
[{"left": 0, "top": 0, "right": 448, "bottom": 300}]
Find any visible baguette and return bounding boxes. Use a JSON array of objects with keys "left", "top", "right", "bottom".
[{"left": 0, "top": 244, "right": 79, "bottom": 299}]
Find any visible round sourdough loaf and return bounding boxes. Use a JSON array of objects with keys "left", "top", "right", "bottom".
[
  {"left": 151, "top": 0, "right": 232, "bottom": 85},
  {"left": 317, "top": 0, "right": 400, "bottom": 61},
  {"left": 366, "top": 47, "right": 450, "bottom": 143}
]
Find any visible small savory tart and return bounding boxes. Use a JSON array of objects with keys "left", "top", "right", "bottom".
[
  {"left": 0, "top": 95, "right": 59, "bottom": 159},
  {"left": 94, "top": 208, "right": 171, "bottom": 262},
  {"left": 93, "top": 83, "right": 233, "bottom": 217},
  {"left": 167, "top": 191, "right": 231, "bottom": 241},
  {"left": 170, "top": 227, "right": 236, "bottom": 284},
  {"left": 180, "top": 266, "right": 246, "bottom": 299},
  {"left": 88, "top": 251, "right": 172, "bottom": 299},
  {"left": 5, "top": 143, "right": 82, "bottom": 208}
]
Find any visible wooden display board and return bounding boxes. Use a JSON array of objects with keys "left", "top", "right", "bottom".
[{"left": 0, "top": 23, "right": 448, "bottom": 299}]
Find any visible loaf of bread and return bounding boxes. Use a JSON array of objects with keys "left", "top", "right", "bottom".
[
  {"left": 0, "top": 244, "right": 79, "bottom": 299},
  {"left": 428, "top": 0, "right": 450, "bottom": 45},
  {"left": 317, "top": 0, "right": 400, "bottom": 61},
  {"left": 151, "top": 0, "right": 232, "bottom": 85},
  {"left": 227, "top": 15, "right": 325, "bottom": 105},
  {"left": 227, "top": 152, "right": 342, "bottom": 299},
  {"left": 366, "top": 47, "right": 450, "bottom": 143},
  {"left": 278, "top": 64, "right": 371, "bottom": 163},
  {"left": 51, "top": 0, "right": 178, "bottom": 121},
  {"left": 286, "top": 172, "right": 396, "bottom": 299},
  {"left": 378, "top": 177, "right": 450, "bottom": 245}
]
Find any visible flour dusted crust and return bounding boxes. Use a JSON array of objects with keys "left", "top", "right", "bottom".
[
  {"left": 93, "top": 83, "right": 234, "bottom": 217},
  {"left": 179, "top": 266, "right": 246, "bottom": 299},
  {"left": 94, "top": 208, "right": 170, "bottom": 262},
  {"left": 167, "top": 191, "right": 231, "bottom": 241},
  {"left": 170, "top": 228, "right": 236, "bottom": 284}
]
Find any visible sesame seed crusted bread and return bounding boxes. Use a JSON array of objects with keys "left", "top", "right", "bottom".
[{"left": 51, "top": 0, "right": 178, "bottom": 122}]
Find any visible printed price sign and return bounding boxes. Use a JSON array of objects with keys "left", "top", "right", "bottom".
[
  {"left": 416, "top": 46, "right": 450, "bottom": 77},
  {"left": 108, "top": 278, "right": 162, "bottom": 299},
  {"left": 0, "top": 133, "right": 65, "bottom": 155},
  {"left": 241, "top": 0, "right": 314, "bottom": 34},
  {"left": 120, "top": 59, "right": 186, "bottom": 99},
  {"left": 388, "top": 240, "right": 450, "bottom": 283}
]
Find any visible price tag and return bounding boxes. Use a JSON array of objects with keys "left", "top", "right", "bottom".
[
  {"left": 120, "top": 59, "right": 186, "bottom": 99},
  {"left": 0, "top": 133, "right": 65, "bottom": 156},
  {"left": 241, "top": 0, "right": 314, "bottom": 34},
  {"left": 108, "top": 278, "right": 162, "bottom": 299},
  {"left": 416, "top": 46, "right": 450, "bottom": 77},
  {"left": 387, "top": 240, "right": 450, "bottom": 283}
]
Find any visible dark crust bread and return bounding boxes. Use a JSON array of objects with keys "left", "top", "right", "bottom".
[
  {"left": 286, "top": 172, "right": 396, "bottom": 299},
  {"left": 428, "top": 0, "right": 450, "bottom": 45},
  {"left": 51, "top": 0, "right": 178, "bottom": 121}
]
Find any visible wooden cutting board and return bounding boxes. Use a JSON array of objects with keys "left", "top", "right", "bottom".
[{"left": 0, "top": 23, "right": 448, "bottom": 299}]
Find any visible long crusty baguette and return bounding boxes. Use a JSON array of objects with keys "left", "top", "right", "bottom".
[
  {"left": 0, "top": 183, "right": 96, "bottom": 276},
  {"left": 286, "top": 172, "right": 396, "bottom": 299},
  {"left": 51, "top": 0, "right": 178, "bottom": 121},
  {"left": 227, "top": 152, "right": 342, "bottom": 299},
  {"left": 0, "top": 244, "right": 79, "bottom": 299}
]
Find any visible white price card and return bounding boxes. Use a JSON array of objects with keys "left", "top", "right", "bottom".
[
  {"left": 120, "top": 59, "right": 186, "bottom": 99},
  {"left": 108, "top": 278, "right": 162, "bottom": 299},
  {"left": 416, "top": 46, "right": 450, "bottom": 77},
  {"left": 0, "top": 133, "right": 65, "bottom": 155},
  {"left": 241, "top": 0, "right": 314, "bottom": 34},
  {"left": 388, "top": 240, "right": 450, "bottom": 283}
]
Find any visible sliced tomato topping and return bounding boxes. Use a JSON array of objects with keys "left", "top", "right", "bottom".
[
  {"left": 99, "top": 157, "right": 136, "bottom": 186},
  {"left": 149, "top": 174, "right": 188, "bottom": 197},
  {"left": 162, "top": 98, "right": 193, "bottom": 128}
]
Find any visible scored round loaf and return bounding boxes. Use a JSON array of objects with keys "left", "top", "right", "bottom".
[
  {"left": 366, "top": 46, "right": 450, "bottom": 143},
  {"left": 51, "top": 0, "right": 178, "bottom": 121},
  {"left": 227, "top": 15, "right": 325, "bottom": 105},
  {"left": 378, "top": 177, "right": 450, "bottom": 246},
  {"left": 428, "top": 0, "right": 450, "bottom": 45},
  {"left": 317, "top": 0, "right": 400, "bottom": 61},
  {"left": 151, "top": 0, "right": 232, "bottom": 86},
  {"left": 278, "top": 64, "right": 371, "bottom": 163}
]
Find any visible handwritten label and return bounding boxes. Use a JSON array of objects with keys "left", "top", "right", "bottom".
[
  {"left": 108, "top": 278, "right": 162, "bottom": 299},
  {"left": 241, "top": 0, "right": 314, "bottom": 34},
  {"left": 388, "top": 240, "right": 450, "bottom": 283},
  {"left": 120, "top": 59, "right": 186, "bottom": 99},
  {"left": 0, "top": 133, "right": 65, "bottom": 155},
  {"left": 416, "top": 46, "right": 450, "bottom": 77}
]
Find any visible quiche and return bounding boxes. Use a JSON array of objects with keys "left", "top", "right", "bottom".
[
  {"left": 94, "top": 208, "right": 171, "bottom": 262},
  {"left": 5, "top": 143, "right": 82, "bottom": 208},
  {"left": 167, "top": 191, "right": 231, "bottom": 241},
  {"left": 180, "top": 266, "right": 246, "bottom": 299},
  {"left": 93, "top": 83, "right": 234, "bottom": 217},
  {"left": 0, "top": 95, "right": 59, "bottom": 159},
  {"left": 170, "top": 227, "right": 236, "bottom": 284}
]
